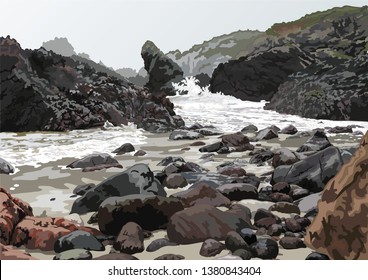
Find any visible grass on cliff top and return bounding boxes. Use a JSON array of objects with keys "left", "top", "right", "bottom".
[{"left": 266, "top": 5, "right": 367, "bottom": 36}]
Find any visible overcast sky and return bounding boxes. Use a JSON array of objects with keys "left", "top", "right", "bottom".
[{"left": 2, "top": 0, "right": 367, "bottom": 70}]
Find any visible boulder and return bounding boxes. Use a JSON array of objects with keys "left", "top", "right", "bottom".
[
  {"left": 54, "top": 230, "right": 104, "bottom": 253},
  {"left": 199, "top": 142, "right": 224, "bottom": 153},
  {"left": 157, "top": 156, "right": 185, "bottom": 166},
  {"left": 98, "top": 194, "right": 184, "bottom": 235},
  {"left": 218, "top": 166, "right": 247, "bottom": 177},
  {"left": 279, "top": 237, "right": 306, "bottom": 249},
  {"left": 66, "top": 153, "right": 122, "bottom": 171},
  {"left": 225, "top": 231, "right": 249, "bottom": 252},
  {"left": 154, "top": 254, "right": 185, "bottom": 260},
  {"left": 269, "top": 202, "right": 301, "bottom": 214},
  {"left": 163, "top": 173, "right": 188, "bottom": 189},
  {"left": 146, "top": 238, "right": 177, "bottom": 252},
  {"left": 0, "top": 158, "right": 15, "bottom": 174},
  {"left": 249, "top": 150, "right": 274, "bottom": 164},
  {"left": 199, "top": 239, "right": 226, "bottom": 257},
  {"left": 271, "top": 146, "right": 343, "bottom": 193},
  {"left": 0, "top": 188, "right": 33, "bottom": 245},
  {"left": 0, "top": 244, "right": 37, "bottom": 260},
  {"left": 221, "top": 132, "right": 254, "bottom": 152},
  {"left": 113, "top": 222, "right": 144, "bottom": 254},
  {"left": 296, "top": 130, "right": 331, "bottom": 152},
  {"left": 256, "top": 128, "right": 278, "bottom": 141},
  {"left": 249, "top": 238, "right": 279, "bottom": 259},
  {"left": 217, "top": 183, "right": 258, "bottom": 201},
  {"left": 112, "top": 143, "right": 135, "bottom": 155},
  {"left": 141, "top": 40, "right": 184, "bottom": 96},
  {"left": 167, "top": 204, "right": 252, "bottom": 244},
  {"left": 280, "top": 124, "right": 298, "bottom": 135},
  {"left": 272, "top": 182, "right": 291, "bottom": 194},
  {"left": 169, "top": 129, "right": 203, "bottom": 140},
  {"left": 272, "top": 148, "right": 299, "bottom": 167},
  {"left": 304, "top": 131, "right": 368, "bottom": 259},
  {"left": 305, "top": 252, "right": 330, "bottom": 260},
  {"left": 71, "top": 163, "right": 166, "bottom": 214},
  {"left": 171, "top": 182, "right": 230, "bottom": 208},
  {"left": 94, "top": 253, "right": 138, "bottom": 260},
  {"left": 327, "top": 126, "right": 353, "bottom": 134},
  {"left": 53, "top": 249, "right": 92, "bottom": 260},
  {"left": 241, "top": 124, "right": 258, "bottom": 133}
]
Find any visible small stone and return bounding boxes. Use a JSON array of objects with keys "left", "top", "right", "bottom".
[
  {"left": 250, "top": 239, "right": 279, "bottom": 259},
  {"left": 279, "top": 237, "right": 306, "bottom": 249},
  {"left": 146, "top": 238, "right": 177, "bottom": 252},
  {"left": 305, "top": 252, "right": 330, "bottom": 260},
  {"left": 199, "top": 239, "right": 226, "bottom": 257},
  {"left": 53, "top": 249, "right": 92, "bottom": 260},
  {"left": 239, "top": 228, "right": 257, "bottom": 245},
  {"left": 272, "top": 182, "right": 291, "bottom": 194},
  {"left": 154, "top": 254, "right": 185, "bottom": 260},
  {"left": 267, "top": 224, "right": 283, "bottom": 236},
  {"left": 225, "top": 231, "right": 249, "bottom": 252},
  {"left": 113, "top": 222, "right": 144, "bottom": 254}
]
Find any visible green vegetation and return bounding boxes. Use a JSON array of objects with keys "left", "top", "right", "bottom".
[{"left": 265, "top": 5, "right": 366, "bottom": 36}]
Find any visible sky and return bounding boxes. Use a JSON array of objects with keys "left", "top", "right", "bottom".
[{"left": 2, "top": 0, "right": 367, "bottom": 70}]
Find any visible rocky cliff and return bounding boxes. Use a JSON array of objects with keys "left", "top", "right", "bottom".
[
  {"left": 210, "top": 6, "right": 368, "bottom": 120},
  {"left": 304, "top": 131, "right": 368, "bottom": 259},
  {"left": 0, "top": 36, "right": 184, "bottom": 132},
  {"left": 166, "top": 30, "right": 263, "bottom": 77}
]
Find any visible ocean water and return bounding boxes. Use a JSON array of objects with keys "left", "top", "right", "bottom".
[{"left": 1, "top": 76, "right": 367, "bottom": 169}]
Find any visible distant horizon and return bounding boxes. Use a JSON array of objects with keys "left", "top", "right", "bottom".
[{"left": 2, "top": 0, "right": 367, "bottom": 70}]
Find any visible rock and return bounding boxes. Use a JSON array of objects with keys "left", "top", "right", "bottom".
[
  {"left": 254, "top": 208, "right": 281, "bottom": 224},
  {"left": 239, "top": 228, "right": 257, "bottom": 245},
  {"left": 217, "top": 183, "right": 258, "bottom": 201},
  {"left": 295, "top": 217, "right": 311, "bottom": 229},
  {"left": 195, "top": 127, "right": 223, "bottom": 136},
  {"left": 241, "top": 124, "right": 258, "bottom": 133},
  {"left": 71, "top": 163, "right": 166, "bottom": 214},
  {"left": 210, "top": 45, "right": 312, "bottom": 102},
  {"left": 250, "top": 238, "right": 279, "bottom": 259},
  {"left": 233, "top": 249, "right": 253, "bottom": 260},
  {"left": 304, "top": 131, "right": 368, "bottom": 259},
  {"left": 296, "top": 130, "right": 331, "bottom": 152},
  {"left": 280, "top": 125, "right": 298, "bottom": 135},
  {"left": 157, "top": 156, "right": 185, "bottom": 166},
  {"left": 112, "top": 143, "right": 135, "bottom": 155},
  {"left": 327, "top": 126, "right": 353, "bottom": 134},
  {"left": 272, "top": 182, "right": 291, "bottom": 194},
  {"left": 98, "top": 194, "right": 184, "bottom": 235},
  {"left": 256, "top": 128, "right": 278, "bottom": 141},
  {"left": 269, "top": 192, "right": 293, "bottom": 202},
  {"left": 271, "top": 146, "right": 343, "bottom": 193},
  {"left": 163, "top": 173, "right": 188, "bottom": 189},
  {"left": 199, "top": 142, "right": 224, "bottom": 153},
  {"left": 254, "top": 217, "right": 278, "bottom": 229},
  {"left": 64, "top": 213, "right": 84, "bottom": 226},
  {"left": 53, "top": 249, "right": 92, "bottom": 260},
  {"left": 0, "top": 188, "right": 33, "bottom": 245},
  {"left": 227, "top": 204, "right": 253, "bottom": 225},
  {"left": 0, "top": 38, "right": 183, "bottom": 133},
  {"left": 73, "top": 183, "right": 95, "bottom": 196},
  {"left": 215, "top": 254, "right": 242, "bottom": 260},
  {"left": 269, "top": 202, "right": 300, "bottom": 214},
  {"left": 190, "top": 141, "right": 206, "bottom": 146},
  {"left": 305, "top": 252, "right": 330, "bottom": 260},
  {"left": 142, "top": 40, "right": 184, "bottom": 96},
  {"left": 134, "top": 150, "right": 147, "bottom": 156},
  {"left": 280, "top": 237, "right": 306, "bottom": 249},
  {"left": 0, "top": 244, "right": 37, "bottom": 260},
  {"left": 272, "top": 148, "right": 299, "bottom": 167},
  {"left": 169, "top": 129, "right": 203, "bottom": 140},
  {"left": 171, "top": 182, "right": 230, "bottom": 208},
  {"left": 113, "top": 222, "right": 144, "bottom": 254},
  {"left": 54, "top": 230, "right": 104, "bottom": 253},
  {"left": 290, "top": 187, "right": 310, "bottom": 200},
  {"left": 284, "top": 218, "right": 302, "bottom": 233},
  {"left": 181, "top": 162, "right": 208, "bottom": 173},
  {"left": 249, "top": 150, "right": 274, "bottom": 165},
  {"left": 267, "top": 224, "right": 283, "bottom": 236},
  {"left": 296, "top": 192, "right": 322, "bottom": 212},
  {"left": 87, "top": 212, "right": 98, "bottom": 224},
  {"left": 66, "top": 153, "right": 122, "bottom": 172},
  {"left": 12, "top": 216, "right": 100, "bottom": 251},
  {"left": 339, "top": 147, "right": 358, "bottom": 164},
  {"left": 199, "top": 239, "right": 226, "bottom": 257},
  {"left": 167, "top": 204, "right": 252, "bottom": 244},
  {"left": 221, "top": 132, "right": 254, "bottom": 152},
  {"left": 218, "top": 166, "right": 247, "bottom": 177},
  {"left": 0, "top": 158, "right": 15, "bottom": 174},
  {"left": 225, "top": 231, "right": 249, "bottom": 252},
  {"left": 94, "top": 253, "right": 138, "bottom": 260},
  {"left": 146, "top": 238, "right": 177, "bottom": 252},
  {"left": 154, "top": 254, "right": 185, "bottom": 260}
]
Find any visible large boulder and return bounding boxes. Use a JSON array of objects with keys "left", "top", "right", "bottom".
[
  {"left": 0, "top": 158, "right": 15, "bottom": 174},
  {"left": 0, "top": 188, "right": 33, "bottom": 245},
  {"left": 98, "top": 194, "right": 184, "bottom": 235},
  {"left": 141, "top": 40, "right": 184, "bottom": 96},
  {"left": 305, "top": 131, "right": 368, "bottom": 259},
  {"left": 66, "top": 153, "right": 122, "bottom": 172},
  {"left": 271, "top": 146, "right": 343, "bottom": 193},
  {"left": 71, "top": 164, "right": 166, "bottom": 214},
  {"left": 296, "top": 130, "right": 331, "bottom": 152},
  {"left": 167, "top": 204, "right": 252, "bottom": 244}
]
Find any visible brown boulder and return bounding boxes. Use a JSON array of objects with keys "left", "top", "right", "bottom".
[
  {"left": 0, "top": 188, "right": 33, "bottom": 245},
  {"left": 221, "top": 132, "right": 254, "bottom": 152},
  {"left": 113, "top": 222, "right": 144, "bottom": 254},
  {"left": 305, "top": 131, "right": 368, "bottom": 259},
  {"left": 167, "top": 204, "right": 252, "bottom": 244},
  {"left": 11, "top": 216, "right": 100, "bottom": 251},
  {"left": 0, "top": 243, "right": 37, "bottom": 260}
]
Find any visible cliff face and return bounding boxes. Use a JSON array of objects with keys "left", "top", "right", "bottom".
[
  {"left": 166, "top": 30, "right": 263, "bottom": 77},
  {"left": 209, "top": 6, "right": 368, "bottom": 120},
  {"left": 0, "top": 37, "right": 184, "bottom": 132},
  {"left": 304, "top": 131, "right": 368, "bottom": 259}
]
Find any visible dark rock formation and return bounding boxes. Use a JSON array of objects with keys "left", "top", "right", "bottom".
[
  {"left": 141, "top": 40, "right": 183, "bottom": 96},
  {"left": 0, "top": 36, "right": 183, "bottom": 132},
  {"left": 66, "top": 153, "right": 122, "bottom": 172}
]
